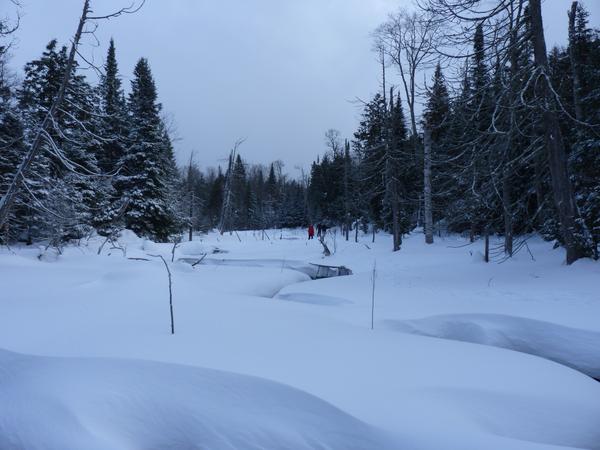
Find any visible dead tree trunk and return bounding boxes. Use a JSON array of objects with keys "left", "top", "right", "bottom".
[
  {"left": 534, "top": 149, "right": 546, "bottom": 228},
  {"left": 423, "top": 127, "right": 434, "bottom": 244},
  {"left": 484, "top": 227, "right": 490, "bottom": 263},
  {"left": 219, "top": 152, "right": 234, "bottom": 235},
  {"left": 568, "top": 1, "right": 584, "bottom": 123},
  {"left": 392, "top": 198, "right": 401, "bottom": 252},
  {"left": 502, "top": 9, "right": 521, "bottom": 257},
  {"left": 502, "top": 166, "right": 513, "bottom": 256},
  {"left": 529, "top": 0, "right": 585, "bottom": 265},
  {"left": 319, "top": 236, "right": 331, "bottom": 256},
  {"left": 187, "top": 153, "right": 194, "bottom": 242},
  {"left": 386, "top": 156, "right": 401, "bottom": 252},
  {"left": 0, "top": 0, "right": 91, "bottom": 229}
]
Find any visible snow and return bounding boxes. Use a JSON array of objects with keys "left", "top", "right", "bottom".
[
  {"left": 1, "top": 229, "right": 600, "bottom": 449},
  {"left": 386, "top": 313, "right": 600, "bottom": 379},
  {"left": 0, "top": 349, "right": 394, "bottom": 450}
]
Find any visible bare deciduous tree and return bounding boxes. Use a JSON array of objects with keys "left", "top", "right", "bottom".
[
  {"left": 419, "top": 0, "right": 589, "bottom": 264},
  {"left": 375, "top": 9, "right": 440, "bottom": 243}
]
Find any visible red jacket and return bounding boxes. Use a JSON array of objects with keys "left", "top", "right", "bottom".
[{"left": 308, "top": 225, "right": 315, "bottom": 236}]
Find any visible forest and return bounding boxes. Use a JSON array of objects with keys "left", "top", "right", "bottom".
[
  {"left": 2, "top": 2, "right": 600, "bottom": 449},
  {"left": 1, "top": 0, "right": 599, "bottom": 265}
]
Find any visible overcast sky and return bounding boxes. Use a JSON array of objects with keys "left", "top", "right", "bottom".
[{"left": 8, "top": 0, "right": 600, "bottom": 173}]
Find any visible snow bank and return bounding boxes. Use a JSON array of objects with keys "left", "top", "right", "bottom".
[
  {"left": 0, "top": 349, "right": 396, "bottom": 450},
  {"left": 2, "top": 230, "right": 600, "bottom": 450},
  {"left": 387, "top": 313, "right": 600, "bottom": 378}
]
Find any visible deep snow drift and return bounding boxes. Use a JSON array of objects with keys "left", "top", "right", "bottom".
[
  {"left": 387, "top": 313, "right": 600, "bottom": 379},
  {"left": 1, "top": 229, "right": 600, "bottom": 449},
  {"left": 0, "top": 349, "right": 395, "bottom": 450}
]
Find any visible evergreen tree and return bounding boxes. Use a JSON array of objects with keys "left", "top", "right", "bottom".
[
  {"left": 423, "top": 63, "right": 450, "bottom": 224},
  {"left": 97, "top": 38, "right": 128, "bottom": 174},
  {"left": 565, "top": 3, "right": 600, "bottom": 258},
  {"left": 17, "top": 40, "right": 101, "bottom": 242},
  {"left": 205, "top": 167, "right": 225, "bottom": 229},
  {"left": 116, "top": 58, "right": 179, "bottom": 242},
  {"left": 353, "top": 93, "right": 387, "bottom": 229},
  {"left": 230, "top": 153, "right": 248, "bottom": 230},
  {"left": 0, "top": 49, "right": 26, "bottom": 242}
]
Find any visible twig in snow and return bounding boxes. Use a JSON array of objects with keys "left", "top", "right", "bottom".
[
  {"left": 170, "top": 236, "right": 182, "bottom": 262},
  {"left": 191, "top": 253, "right": 207, "bottom": 267},
  {"left": 525, "top": 242, "right": 536, "bottom": 262},
  {"left": 148, "top": 254, "right": 175, "bottom": 335}
]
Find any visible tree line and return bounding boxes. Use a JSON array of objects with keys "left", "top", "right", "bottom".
[
  {"left": 308, "top": 0, "right": 600, "bottom": 263},
  {"left": 180, "top": 153, "right": 307, "bottom": 237},
  {"left": 1, "top": 0, "right": 599, "bottom": 265},
  {"left": 0, "top": 31, "right": 310, "bottom": 246},
  {"left": 0, "top": 35, "right": 183, "bottom": 244}
]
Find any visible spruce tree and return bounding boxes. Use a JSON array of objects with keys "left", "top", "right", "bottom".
[
  {"left": 97, "top": 38, "right": 128, "bottom": 174},
  {"left": 423, "top": 63, "right": 450, "bottom": 236},
  {"left": 116, "top": 58, "right": 179, "bottom": 242},
  {"left": 17, "top": 40, "right": 101, "bottom": 242},
  {"left": 0, "top": 50, "right": 26, "bottom": 242}
]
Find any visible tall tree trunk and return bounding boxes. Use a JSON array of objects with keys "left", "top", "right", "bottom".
[
  {"left": 534, "top": 149, "right": 546, "bottom": 228},
  {"left": 0, "top": 0, "right": 91, "bottom": 229},
  {"left": 423, "top": 128, "right": 434, "bottom": 244},
  {"left": 219, "top": 153, "right": 234, "bottom": 235},
  {"left": 529, "top": 0, "right": 585, "bottom": 264},
  {"left": 503, "top": 7, "right": 520, "bottom": 257},
  {"left": 568, "top": 2, "right": 584, "bottom": 123},
  {"left": 392, "top": 198, "right": 401, "bottom": 252},
  {"left": 484, "top": 226, "right": 490, "bottom": 263},
  {"left": 188, "top": 200, "right": 193, "bottom": 241},
  {"left": 502, "top": 166, "right": 513, "bottom": 256}
]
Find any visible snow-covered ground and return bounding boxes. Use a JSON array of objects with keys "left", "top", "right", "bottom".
[{"left": 1, "top": 229, "right": 599, "bottom": 449}]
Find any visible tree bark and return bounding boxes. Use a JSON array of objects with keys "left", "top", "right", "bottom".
[
  {"left": 568, "top": 2, "right": 584, "bottom": 123},
  {"left": 529, "top": 0, "right": 585, "bottom": 265},
  {"left": 392, "top": 199, "right": 401, "bottom": 252},
  {"left": 484, "top": 227, "right": 490, "bottom": 263},
  {"left": 502, "top": 166, "right": 513, "bottom": 256},
  {"left": 423, "top": 128, "right": 434, "bottom": 244}
]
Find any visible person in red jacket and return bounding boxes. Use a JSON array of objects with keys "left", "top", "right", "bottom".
[{"left": 308, "top": 224, "right": 315, "bottom": 240}]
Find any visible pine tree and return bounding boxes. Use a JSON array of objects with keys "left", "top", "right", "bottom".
[
  {"left": 466, "top": 23, "right": 493, "bottom": 241},
  {"left": 230, "top": 153, "right": 248, "bottom": 230},
  {"left": 116, "top": 58, "right": 179, "bottom": 242},
  {"left": 16, "top": 40, "right": 102, "bottom": 242},
  {"left": 265, "top": 163, "right": 279, "bottom": 227},
  {"left": 566, "top": 3, "right": 600, "bottom": 258},
  {"left": 0, "top": 50, "right": 26, "bottom": 242},
  {"left": 206, "top": 167, "right": 225, "bottom": 229},
  {"left": 354, "top": 93, "right": 387, "bottom": 231},
  {"left": 97, "top": 38, "right": 128, "bottom": 174},
  {"left": 422, "top": 63, "right": 450, "bottom": 243}
]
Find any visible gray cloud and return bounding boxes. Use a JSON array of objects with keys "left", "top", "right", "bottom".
[{"left": 10, "top": 0, "right": 599, "bottom": 173}]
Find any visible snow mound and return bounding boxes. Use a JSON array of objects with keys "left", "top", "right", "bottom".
[
  {"left": 0, "top": 349, "right": 397, "bottom": 450},
  {"left": 387, "top": 314, "right": 600, "bottom": 378}
]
